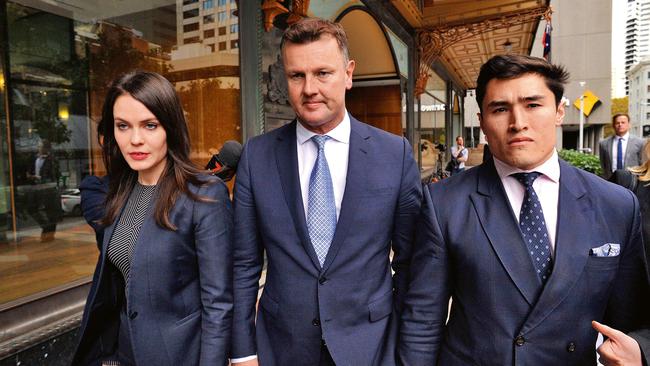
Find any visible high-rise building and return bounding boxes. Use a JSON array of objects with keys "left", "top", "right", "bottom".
[{"left": 625, "top": 0, "right": 650, "bottom": 94}]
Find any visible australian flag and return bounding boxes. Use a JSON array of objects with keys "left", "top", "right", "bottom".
[{"left": 542, "top": 21, "right": 552, "bottom": 61}]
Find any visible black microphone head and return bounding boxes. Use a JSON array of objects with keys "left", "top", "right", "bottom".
[{"left": 218, "top": 140, "right": 243, "bottom": 169}]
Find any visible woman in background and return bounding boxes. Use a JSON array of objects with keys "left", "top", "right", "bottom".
[{"left": 72, "top": 71, "right": 233, "bottom": 366}]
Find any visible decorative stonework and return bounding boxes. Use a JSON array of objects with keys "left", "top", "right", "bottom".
[
  {"left": 261, "top": 0, "right": 311, "bottom": 32},
  {"left": 415, "top": 6, "right": 552, "bottom": 95}
]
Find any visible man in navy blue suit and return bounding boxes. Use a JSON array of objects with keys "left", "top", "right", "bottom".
[
  {"left": 398, "top": 54, "right": 649, "bottom": 365},
  {"left": 231, "top": 18, "right": 421, "bottom": 366}
]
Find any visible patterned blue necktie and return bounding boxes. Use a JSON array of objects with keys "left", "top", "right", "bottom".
[
  {"left": 616, "top": 137, "right": 624, "bottom": 170},
  {"left": 512, "top": 172, "right": 553, "bottom": 284},
  {"left": 308, "top": 135, "right": 336, "bottom": 267}
]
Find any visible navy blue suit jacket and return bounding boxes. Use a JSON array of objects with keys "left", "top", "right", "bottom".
[
  {"left": 80, "top": 175, "right": 109, "bottom": 247},
  {"left": 231, "top": 117, "right": 422, "bottom": 366},
  {"left": 398, "top": 158, "right": 649, "bottom": 365},
  {"left": 73, "top": 177, "right": 233, "bottom": 366}
]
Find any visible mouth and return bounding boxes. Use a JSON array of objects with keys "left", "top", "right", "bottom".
[
  {"left": 302, "top": 100, "right": 324, "bottom": 109},
  {"left": 129, "top": 152, "right": 149, "bottom": 160},
  {"left": 508, "top": 137, "right": 533, "bottom": 147}
]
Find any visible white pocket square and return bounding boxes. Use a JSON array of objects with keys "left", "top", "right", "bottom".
[{"left": 589, "top": 243, "right": 620, "bottom": 257}]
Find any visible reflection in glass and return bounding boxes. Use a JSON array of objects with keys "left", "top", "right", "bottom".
[{"left": 0, "top": 0, "right": 240, "bottom": 306}]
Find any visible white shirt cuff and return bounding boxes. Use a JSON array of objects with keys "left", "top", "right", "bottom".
[{"left": 231, "top": 355, "right": 257, "bottom": 363}]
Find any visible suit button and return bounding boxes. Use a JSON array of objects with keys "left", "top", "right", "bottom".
[
  {"left": 129, "top": 311, "right": 138, "bottom": 320},
  {"left": 319, "top": 277, "right": 327, "bottom": 285},
  {"left": 567, "top": 342, "right": 576, "bottom": 352},
  {"left": 312, "top": 318, "right": 320, "bottom": 327},
  {"left": 514, "top": 336, "right": 525, "bottom": 346}
]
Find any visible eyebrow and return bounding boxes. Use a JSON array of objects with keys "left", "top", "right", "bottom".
[
  {"left": 486, "top": 95, "right": 546, "bottom": 108},
  {"left": 113, "top": 117, "right": 159, "bottom": 124}
]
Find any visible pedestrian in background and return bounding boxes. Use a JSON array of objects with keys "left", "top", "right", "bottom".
[{"left": 599, "top": 113, "right": 645, "bottom": 180}]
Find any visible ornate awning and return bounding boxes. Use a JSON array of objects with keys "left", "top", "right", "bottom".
[{"left": 391, "top": 0, "right": 551, "bottom": 94}]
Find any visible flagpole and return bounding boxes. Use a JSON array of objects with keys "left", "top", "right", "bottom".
[{"left": 578, "top": 81, "right": 586, "bottom": 153}]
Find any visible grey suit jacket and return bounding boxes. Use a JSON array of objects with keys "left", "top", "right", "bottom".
[{"left": 599, "top": 134, "right": 646, "bottom": 180}]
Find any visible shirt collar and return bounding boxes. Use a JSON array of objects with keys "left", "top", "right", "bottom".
[
  {"left": 493, "top": 149, "right": 560, "bottom": 183},
  {"left": 296, "top": 111, "right": 351, "bottom": 145},
  {"left": 617, "top": 132, "right": 629, "bottom": 141}
]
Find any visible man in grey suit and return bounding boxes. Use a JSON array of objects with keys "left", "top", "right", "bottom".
[{"left": 599, "top": 113, "right": 645, "bottom": 180}]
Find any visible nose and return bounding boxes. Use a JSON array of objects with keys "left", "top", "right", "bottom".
[
  {"left": 130, "top": 128, "right": 144, "bottom": 145},
  {"left": 302, "top": 75, "right": 316, "bottom": 96},
  {"left": 510, "top": 106, "right": 528, "bottom": 131}
]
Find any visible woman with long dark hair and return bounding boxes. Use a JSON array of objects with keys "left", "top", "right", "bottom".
[{"left": 72, "top": 71, "right": 233, "bottom": 366}]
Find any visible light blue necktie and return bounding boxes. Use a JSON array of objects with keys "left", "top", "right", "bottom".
[
  {"left": 308, "top": 135, "right": 336, "bottom": 267},
  {"left": 616, "top": 137, "right": 624, "bottom": 171},
  {"left": 512, "top": 172, "right": 553, "bottom": 284}
]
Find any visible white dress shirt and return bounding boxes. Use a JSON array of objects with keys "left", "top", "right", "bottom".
[
  {"left": 230, "top": 113, "right": 351, "bottom": 364},
  {"left": 493, "top": 150, "right": 560, "bottom": 253},
  {"left": 296, "top": 112, "right": 350, "bottom": 220},
  {"left": 611, "top": 132, "right": 629, "bottom": 173}
]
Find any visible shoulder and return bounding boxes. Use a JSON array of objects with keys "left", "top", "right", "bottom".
[
  {"left": 80, "top": 175, "right": 109, "bottom": 194},
  {"left": 631, "top": 135, "right": 646, "bottom": 146},
  {"left": 188, "top": 174, "right": 229, "bottom": 200},
  {"left": 564, "top": 162, "right": 636, "bottom": 206},
  {"left": 350, "top": 116, "right": 406, "bottom": 148}
]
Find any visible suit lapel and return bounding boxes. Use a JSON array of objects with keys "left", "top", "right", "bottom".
[
  {"left": 321, "top": 118, "right": 368, "bottom": 272},
  {"left": 521, "top": 161, "right": 592, "bottom": 332},
  {"left": 606, "top": 137, "right": 614, "bottom": 171},
  {"left": 470, "top": 161, "right": 542, "bottom": 305},
  {"left": 275, "top": 121, "right": 322, "bottom": 270}
]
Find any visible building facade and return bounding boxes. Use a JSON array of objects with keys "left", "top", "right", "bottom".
[
  {"left": 626, "top": 0, "right": 650, "bottom": 94},
  {"left": 628, "top": 58, "right": 650, "bottom": 136}
]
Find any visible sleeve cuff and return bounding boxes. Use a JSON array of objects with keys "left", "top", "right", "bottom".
[{"left": 231, "top": 355, "right": 257, "bottom": 363}]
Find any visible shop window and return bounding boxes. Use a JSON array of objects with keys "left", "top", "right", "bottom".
[{"left": 0, "top": 0, "right": 241, "bottom": 311}]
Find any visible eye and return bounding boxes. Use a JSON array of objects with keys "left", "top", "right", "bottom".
[
  {"left": 145, "top": 122, "right": 159, "bottom": 130},
  {"left": 317, "top": 71, "right": 331, "bottom": 78},
  {"left": 289, "top": 73, "right": 304, "bottom": 80},
  {"left": 492, "top": 107, "right": 508, "bottom": 113},
  {"left": 527, "top": 103, "right": 541, "bottom": 108},
  {"left": 115, "top": 122, "right": 128, "bottom": 130}
]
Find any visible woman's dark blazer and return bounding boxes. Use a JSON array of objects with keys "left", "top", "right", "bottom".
[{"left": 72, "top": 177, "right": 233, "bottom": 366}]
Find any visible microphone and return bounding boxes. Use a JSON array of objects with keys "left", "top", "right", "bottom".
[{"left": 206, "top": 140, "right": 243, "bottom": 182}]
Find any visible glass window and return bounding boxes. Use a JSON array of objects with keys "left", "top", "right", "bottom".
[
  {"left": 203, "top": 0, "right": 214, "bottom": 10},
  {"left": 0, "top": 0, "right": 241, "bottom": 307},
  {"left": 231, "top": 9, "right": 237, "bottom": 19},
  {"left": 219, "top": 26, "right": 226, "bottom": 36},
  {"left": 218, "top": 41, "right": 227, "bottom": 51},
  {"left": 217, "top": 11, "right": 227, "bottom": 22},
  {"left": 204, "top": 14, "right": 215, "bottom": 24},
  {"left": 183, "top": 9, "right": 199, "bottom": 19},
  {"left": 183, "top": 0, "right": 199, "bottom": 4},
  {"left": 218, "top": 0, "right": 227, "bottom": 6},
  {"left": 231, "top": 40, "right": 239, "bottom": 49},
  {"left": 205, "top": 29, "right": 215, "bottom": 38},
  {"left": 230, "top": 23, "right": 238, "bottom": 34},
  {"left": 183, "top": 23, "right": 199, "bottom": 32}
]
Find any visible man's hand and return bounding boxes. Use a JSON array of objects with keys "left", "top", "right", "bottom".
[
  {"left": 231, "top": 360, "right": 259, "bottom": 366},
  {"left": 593, "top": 320, "right": 642, "bottom": 366}
]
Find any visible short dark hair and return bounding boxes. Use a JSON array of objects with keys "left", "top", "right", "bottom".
[
  {"left": 612, "top": 113, "right": 629, "bottom": 124},
  {"left": 475, "top": 54, "right": 569, "bottom": 112},
  {"left": 281, "top": 17, "right": 350, "bottom": 63},
  {"left": 101, "top": 71, "right": 208, "bottom": 230}
]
